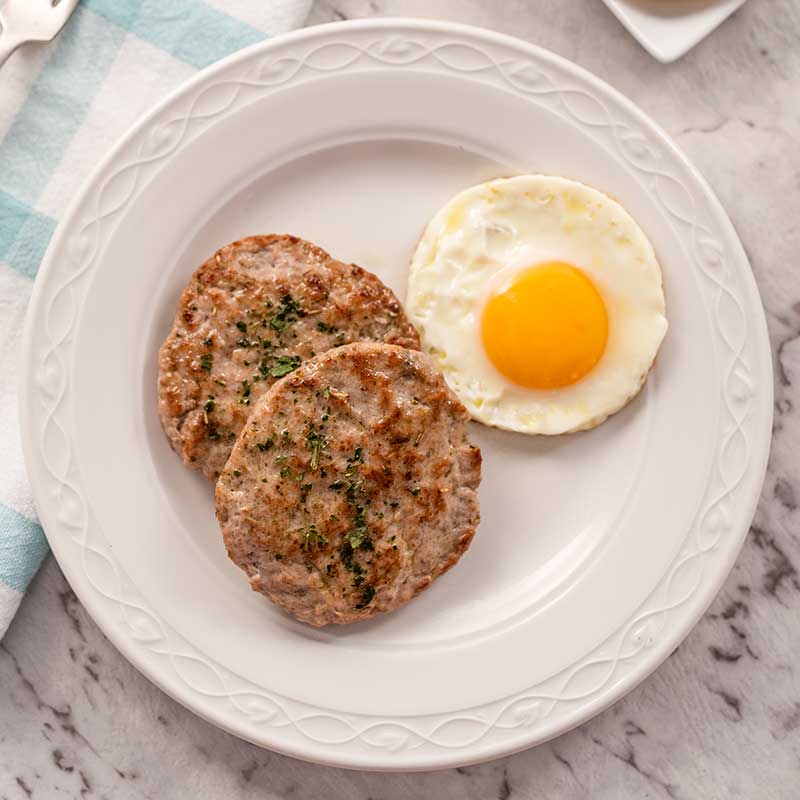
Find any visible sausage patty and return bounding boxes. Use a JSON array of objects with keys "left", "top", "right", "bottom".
[
  {"left": 158, "top": 235, "right": 420, "bottom": 481},
  {"left": 215, "top": 343, "right": 482, "bottom": 627}
]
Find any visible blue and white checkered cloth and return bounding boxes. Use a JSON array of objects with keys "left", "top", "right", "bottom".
[{"left": 0, "top": 0, "right": 312, "bottom": 637}]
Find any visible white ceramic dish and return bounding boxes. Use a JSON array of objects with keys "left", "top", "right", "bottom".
[
  {"left": 602, "top": 0, "right": 747, "bottom": 62},
  {"left": 20, "top": 19, "right": 771, "bottom": 771}
]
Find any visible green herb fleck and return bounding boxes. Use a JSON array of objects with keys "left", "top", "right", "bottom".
[
  {"left": 256, "top": 439, "right": 274, "bottom": 453},
  {"left": 240, "top": 379, "right": 252, "bottom": 405},
  {"left": 339, "top": 541, "right": 355, "bottom": 571},
  {"left": 355, "top": 584, "right": 375, "bottom": 609},
  {"left": 300, "top": 525, "right": 328, "bottom": 551},
  {"left": 232, "top": 469, "right": 241, "bottom": 477},
  {"left": 317, "top": 321, "right": 336, "bottom": 334},
  {"left": 204, "top": 396, "right": 215, "bottom": 413},
  {"left": 346, "top": 528, "right": 369, "bottom": 550},
  {"left": 274, "top": 554, "right": 283, "bottom": 561},
  {"left": 269, "top": 294, "right": 305, "bottom": 334},
  {"left": 236, "top": 320, "right": 247, "bottom": 332},
  {"left": 208, "top": 429, "right": 221, "bottom": 441},
  {"left": 203, "top": 337, "right": 212, "bottom": 346},
  {"left": 280, "top": 466, "right": 291, "bottom": 479},
  {"left": 410, "top": 487, "right": 421, "bottom": 496},
  {"left": 306, "top": 423, "right": 327, "bottom": 470},
  {"left": 200, "top": 353, "right": 213, "bottom": 372},
  {"left": 269, "top": 354, "right": 302, "bottom": 378},
  {"left": 351, "top": 566, "right": 365, "bottom": 588}
]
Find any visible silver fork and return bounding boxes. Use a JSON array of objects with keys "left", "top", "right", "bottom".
[{"left": 0, "top": 0, "right": 79, "bottom": 69}]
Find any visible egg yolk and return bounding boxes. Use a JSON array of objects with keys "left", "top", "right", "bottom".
[{"left": 481, "top": 262, "right": 608, "bottom": 390}]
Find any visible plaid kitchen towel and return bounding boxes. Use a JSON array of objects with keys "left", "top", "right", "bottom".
[{"left": 0, "top": 0, "right": 312, "bottom": 637}]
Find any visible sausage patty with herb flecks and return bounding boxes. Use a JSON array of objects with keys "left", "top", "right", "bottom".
[
  {"left": 158, "top": 235, "right": 420, "bottom": 481},
  {"left": 215, "top": 343, "right": 482, "bottom": 627}
]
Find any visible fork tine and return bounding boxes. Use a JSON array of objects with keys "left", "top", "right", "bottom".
[
  {"left": 0, "top": 0, "right": 79, "bottom": 69},
  {"left": 51, "top": 0, "right": 80, "bottom": 28}
]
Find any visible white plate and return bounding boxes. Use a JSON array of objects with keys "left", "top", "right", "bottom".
[
  {"left": 20, "top": 19, "right": 772, "bottom": 771},
  {"left": 602, "top": 0, "right": 746, "bottom": 62}
]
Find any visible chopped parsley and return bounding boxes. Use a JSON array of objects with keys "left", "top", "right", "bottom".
[
  {"left": 335, "top": 448, "right": 376, "bottom": 585},
  {"left": 317, "top": 321, "right": 336, "bottom": 334},
  {"left": 351, "top": 565, "right": 365, "bottom": 588},
  {"left": 269, "top": 294, "right": 305, "bottom": 334},
  {"left": 355, "top": 584, "right": 375, "bottom": 609},
  {"left": 279, "top": 465, "right": 291, "bottom": 479},
  {"left": 204, "top": 396, "right": 215, "bottom": 413},
  {"left": 300, "top": 525, "right": 328, "bottom": 551},
  {"left": 203, "top": 337, "right": 213, "bottom": 346},
  {"left": 240, "top": 379, "right": 252, "bottom": 405},
  {"left": 339, "top": 541, "right": 357, "bottom": 572},
  {"left": 410, "top": 487, "right": 421, "bottom": 496},
  {"left": 235, "top": 320, "right": 247, "bottom": 332},
  {"left": 200, "top": 353, "right": 213, "bottom": 372},
  {"left": 269, "top": 354, "right": 301, "bottom": 378},
  {"left": 208, "top": 429, "right": 221, "bottom": 441},
  {"left": 256, "top": 438, "right": 274, "bottom": 452},
  {"left": 306, "top": 423, "right": 327, "bottom": 470},
  {"left": 232, "top": 469, "right": 241, "bottom": 477},
  {"left": 346, "top": 528, "right": 370, "bottom": 550}
]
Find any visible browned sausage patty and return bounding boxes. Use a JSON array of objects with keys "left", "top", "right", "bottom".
[
  {"left": 158, "top": 235, "right": 420, "bottom": 481},
  {"left": 215, "top": 343, "right": 482, "bottom": 627}
]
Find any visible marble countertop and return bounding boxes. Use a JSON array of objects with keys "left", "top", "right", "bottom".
[{"left": 2, "top": 1, "right": 798, "bottom": 797}]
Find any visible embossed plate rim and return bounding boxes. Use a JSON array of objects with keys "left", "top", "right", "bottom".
[{"left": 20, "top": 18, "right": 773, "bottom": 770}]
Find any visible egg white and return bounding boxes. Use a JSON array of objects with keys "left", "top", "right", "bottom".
[{"left": 406, "top": 175, "right": 668, "bottom": 434}]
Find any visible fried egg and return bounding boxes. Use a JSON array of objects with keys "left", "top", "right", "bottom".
[{"left": 406, "top": 175, "right": 668, "bottom": 434}]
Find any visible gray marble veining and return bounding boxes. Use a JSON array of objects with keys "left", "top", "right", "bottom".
[{"left": 2, "top": 1, "right": 799, "bottom": 797}]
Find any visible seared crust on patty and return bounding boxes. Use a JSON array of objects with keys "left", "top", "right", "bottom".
[
  {"left": 215, "top": 343, "right": 482, "bottom": 627},
  {"left": 158, "top": 235, "right": 420, "bottom": 481}
]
